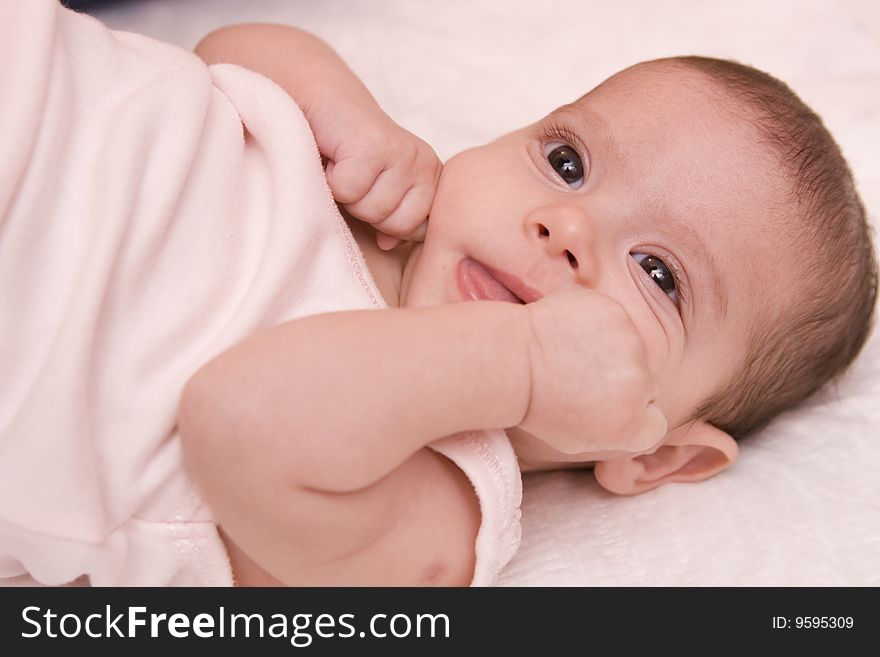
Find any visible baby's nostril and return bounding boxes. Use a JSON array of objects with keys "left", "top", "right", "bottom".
[
  {"left": 565, "top": 250, "right": 578, "bottom": 269},
  {"left": 537, "top": 224, "right": 550, "bottom": 238}
]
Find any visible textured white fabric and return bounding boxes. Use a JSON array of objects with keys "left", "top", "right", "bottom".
[{"left": 87, "top": 0, "right": 880, "bottom": 586}]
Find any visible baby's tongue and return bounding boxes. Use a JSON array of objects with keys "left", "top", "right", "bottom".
[{"left": 461, "top": 258, "right": 520, "bottom": 303}]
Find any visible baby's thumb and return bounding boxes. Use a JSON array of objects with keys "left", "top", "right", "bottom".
[
  {"left": 630, "top": 401, "right": 668, "bottom": 453},
  {"left": 405, "top": 219, "right": 428, "bottom": 243},
  {"left": 376, "top": 220, "right": 428, "bottom": 250},
  {"left": 375, "top": 218, "right": 428, "bottom": 249},
  {"left": 376, "top": 232, "right": 403, "bottom": 250}
]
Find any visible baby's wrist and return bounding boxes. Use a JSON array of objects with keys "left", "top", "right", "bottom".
[
  {"left": 304, "top": 93, "right": 391, "bottom": 166},
  {"left": 300, "top": 80, "right": 382, "bottom": 136},
  {"left": 434, "top": 300, "right": 534, "bottom": 432},
  {"left": 485, "top": 301, "right": 536, "bottom": 431}
]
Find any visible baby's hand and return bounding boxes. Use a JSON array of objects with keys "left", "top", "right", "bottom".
[
  {"left": 309, "top": 99, "right": 442, "bottom": 250},
  {"left": 520, "top": 290, "right": 667, "bottom": 455}
]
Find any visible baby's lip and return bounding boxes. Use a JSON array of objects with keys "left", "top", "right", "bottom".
[
  {"left": 457, "top": 257, "right": 544, "bottom": 304},
  {"left": 486, "top": 262, "right": 544, "bottom": 304}
]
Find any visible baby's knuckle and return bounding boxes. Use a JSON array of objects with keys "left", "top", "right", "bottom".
[
  {"left": 609, "top": 305, "right": 636, "bottom": 332},
  {"left": 416, "top": 141, "right": 438, "bottom": 163},
  {"left": 597, "top": 304, "right": 630, "bottom": 334},
  {"left": 604, "top": 405, "right": 631, "bottom": 435},
  {"left": 399, "top": 140, "right": 420, "bottom": 165},
  {"left": 625, "top": 333, "right": 648, "bottom": 362},
  {"left": 414, "top": 180, "right": 437, "bottom": 204},
  {"left": 378, "top": 214, "right": 408, "bottom": 235},
  {"left": 350, "top": 206, "right": 381, "bottom": 226},
  {"left": 331, "top": 180, "right": 362, "bottom": 205},
  {"left": 610, "top": 368, "right": 643, "bottom": 405},
  {"left": 359, "top": 130, "right": 387, "bottom": 155}
]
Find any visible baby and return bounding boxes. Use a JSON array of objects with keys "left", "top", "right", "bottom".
[{"left": 1, "top": 1, "right": 875, "bottom": 587}]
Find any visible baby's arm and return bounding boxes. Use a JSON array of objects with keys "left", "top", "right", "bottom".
[
  {"left": 180, "top": 291, "right": 667, "bottom": 585},
  {"left": 194, "top": 23, "right": 371, "bottom": 133},
  {"left": 195, "top": 24, "right": 441, "bottom": 249},
  {"left": 179, "top": 302, "right": 532, "bottom": 586}
]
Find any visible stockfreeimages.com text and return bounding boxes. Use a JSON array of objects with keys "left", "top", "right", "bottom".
[{"left": 21, "top": 605, "right": 450, "bottom": 646}]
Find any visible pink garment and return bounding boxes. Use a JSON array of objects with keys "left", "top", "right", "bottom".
[
  {"left": 430, "top": 431, "right": 522, "bottom": 586},
  {"left": 0, "top": 0, "right": 521, "bottom": 587}
]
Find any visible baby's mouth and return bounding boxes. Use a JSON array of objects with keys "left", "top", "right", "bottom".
[{"left": 456, "top": 258, "right": 540, "bottom": 304}]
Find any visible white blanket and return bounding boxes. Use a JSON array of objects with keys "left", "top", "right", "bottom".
[{"left": 88, "top": 0, "right": 880, "bottom": 586}]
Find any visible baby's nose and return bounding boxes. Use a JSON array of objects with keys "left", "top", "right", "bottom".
[{"left": 528, "top": 205, "right": 598, "bottom": 283}]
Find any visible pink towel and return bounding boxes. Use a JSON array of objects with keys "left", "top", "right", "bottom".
[{"left": 0, "top": 0, "right": 521, "bottom": 587}]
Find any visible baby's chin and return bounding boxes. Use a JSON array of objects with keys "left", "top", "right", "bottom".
[
  {"left": 397, "top": 240, "right": 464, "bottom": 309},
  {"left": 396, "top": 242, "right": 427, "bottom": 308}
]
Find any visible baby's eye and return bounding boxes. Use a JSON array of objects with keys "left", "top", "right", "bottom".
[
  {"left": 544, "top": 143, "right": 585, "bottom": 189},
  {"left": 632, "top": 252, "right": 679, "bottom": 305}
]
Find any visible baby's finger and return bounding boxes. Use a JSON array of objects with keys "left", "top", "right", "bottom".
[
  {"left": 344, "top": 165, "right": 415, "bottom": 226},
  {"left": 325, "top": 157, "right": 384, "bottom": 206},
  {"left": 372, "top": 182, "right": 433, "bottom": 242},
  {"left": 375, "top": 232, "right": 403, "bottom": 251},
  {"left": 629, "top": 401, "right": 668, "bottom": 452}
]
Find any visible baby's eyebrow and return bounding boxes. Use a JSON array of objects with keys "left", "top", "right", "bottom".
[
  {"left": 553, "top": 105, "right": 618, "bottom": 155},
  {"left": 555, "top": 102, "right": 608, "bottom": 131}
]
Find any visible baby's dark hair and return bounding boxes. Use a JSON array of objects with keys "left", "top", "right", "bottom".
[{"left": 654, "top": 56, "right": 878, "bottom": 439}]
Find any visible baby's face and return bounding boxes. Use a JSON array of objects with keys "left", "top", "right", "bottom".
[{"left": 400, "top": 64, "right": 797, "bottom": 464}]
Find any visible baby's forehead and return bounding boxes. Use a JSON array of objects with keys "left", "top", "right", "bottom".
[
  {"left": 576, "top": 61, "right": 734, "bottom": 118},
  {"left": 572, "top": 64, "right": 782, "bottom": 184},
  {"left": 563, "top": 77, "right": 776, "bottom": 191}
]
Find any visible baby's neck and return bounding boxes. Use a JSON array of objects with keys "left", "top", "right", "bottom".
[{"left": 341, "top": 207, "right": 413, "bottom": 308}]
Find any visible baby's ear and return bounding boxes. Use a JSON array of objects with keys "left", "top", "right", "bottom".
[{"left": 593, "top": 420, "right": 738, "bottom": 496}]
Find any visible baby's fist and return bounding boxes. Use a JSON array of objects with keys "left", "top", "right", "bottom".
[
  {"left": 520, "top": 290, "right": 667, "bottom": 455},
  {"left": 317, "top": 104, "right": 441, "bottom": 249}
]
